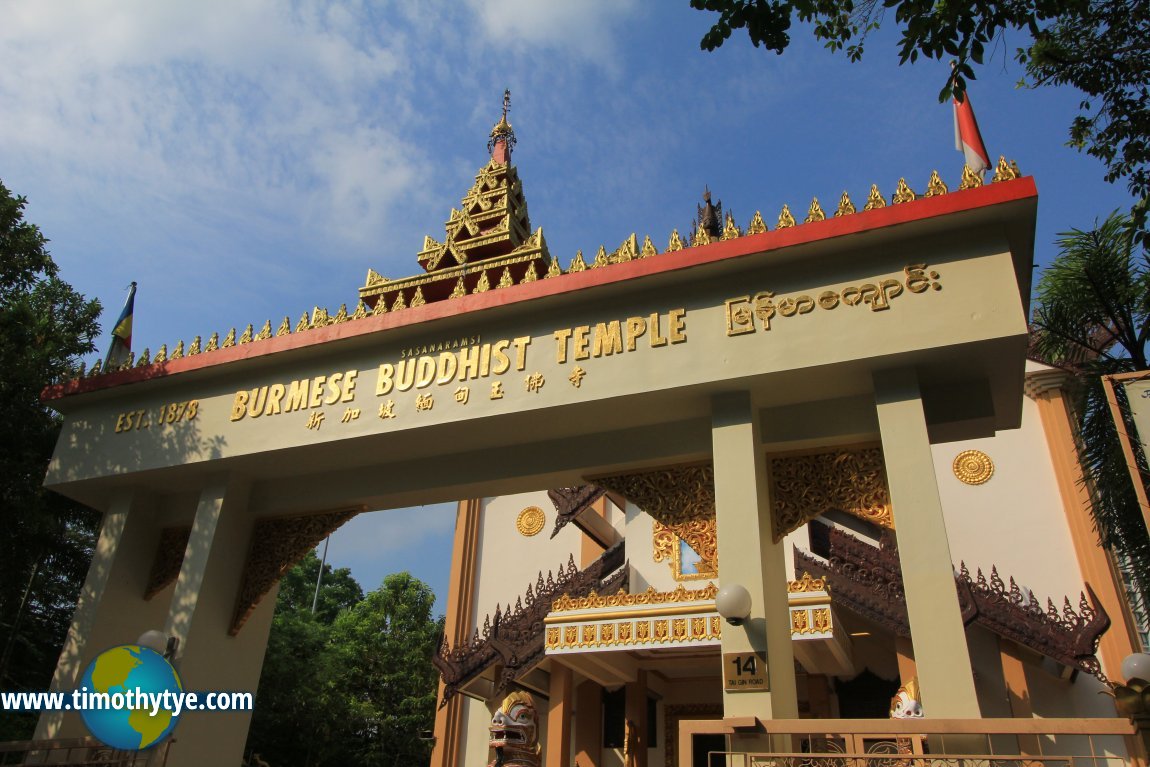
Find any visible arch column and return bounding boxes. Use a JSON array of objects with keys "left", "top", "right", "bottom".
[
  {"left": 711, "top": 391, "right": 798, "bottom": 720},
  {"left": 873, "top": 369, "right": 979, "bottom": 717}
]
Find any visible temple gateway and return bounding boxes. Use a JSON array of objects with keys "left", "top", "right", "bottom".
[{"left": 39, "top": 97, "right": 1146, "bottom": 766}]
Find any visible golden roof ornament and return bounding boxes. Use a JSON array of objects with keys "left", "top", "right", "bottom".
[
  {"left": 721, "top": 212, "right": 742, "bottom": 240},
  {"left": 276, "top": 317, "right": 291, "bottom": 336},
  {"left": 959, "top": 164, "right": 984, "bottom": 190},
  {"left": 667, "top": 229, "right": 684, "bottom": 252},
  {"left": 391, "top": 291, "right": 407, "bottom": 311},
  {"left": 122, "top": 351, "right": 134, "bottom": 370},
  {"left": 591, "top": 245, "right": 609, "bottom": 269},
  {"left": 747, "top": 210, "right": 767, "bottom": 235},
  {"left": 497, "top": 267, "right": 514, "bottom": 288},
  {"left": 450, "top": 277, "right": 467, "bottom": 298},
  {"left": 295, "top": 312, "right": 310, "bottom": 332},
  {"left": 805, "top": 197, "right": 826, "bottom": 223},
  {"left": 88, "top": 359, "right": 102, "bottom": 376},
  {"left": 614, "top": 234, "right": 638, "bottom": 262},
  {"left": 691, "top": 224, "right": 712, "bottom": 247},
  {"left": 640, "top": 235, "right": 658, "bottom": 257},
  {"left": 256, "top": 320, "right": 273, "bottom": 340},
  {"left": 189, "top": 336, "right": 202, "bottom": 355},
  {"left": 136, "top": 348, "right": 150, "bottom": 367},
  {"left": 993, "top": 156, "right": 1021, "bottom": 182},
  {"left": 569, "top": 250, "right": 587, "bottom": 272},
  {"left": 545, "top": 258, "right": 562, "bottom": 278},
  {"left": 925, "top": 170, "right": 948, "bottom": 197},
  {"left": 892, "top": 178, "right": 917, "bottom": 204},
  {"left": 521, "top": 262, "right": 539, "bottom": 283},
  {"left": 171, "top": 340, "right": 184, "bottom": 359},
  {"left": 474, "top": 271, "right": 491, "bottom": 292},
  {"left": 835, "top": 191, "right": 856, "bottom": 217},
  {"left": 311, "top": 307, "right": 331, "bottom": 326},
  {"left": 238, "top": 324, "right": 253, "bottom": 344},
  {"left": 864, "top": 184, "right": 886, "bottom": 211},
  {"left": 372, "top": 298, "right": 387, "bottom": 315},
  {"left": 410, "top": 287, "right": 427, "bottom": 307},
  {"left": 153, "top": 344, "right": 167, "bottom": 364},
  {"left": 333, "top": 304, "right": 349, "bottom": 323},
  {"left": 487, "top": 89, "right": 517, "bottom": 159},
  {"left": 222, "top": 328, "right": 237, "bottom": 348},
  {"left": 206, "top": 333, "right": 219, "bottom": 352},
  {"left": 778, "top": 204, "right": 796, "bottom": 228}
]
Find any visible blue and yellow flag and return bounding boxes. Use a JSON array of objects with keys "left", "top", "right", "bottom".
[{"left": 104, "top": 282, "right": 136, "bottom": 369}]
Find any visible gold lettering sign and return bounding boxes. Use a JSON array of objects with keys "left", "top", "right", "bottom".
[
  {"left": 725, "top": 264, "right": 942, "bottom": 336},
  {"left": 114, "top": 400, "right": 199, "bottom": 434},
  {"left": 553, "top": 309, "right": 687, "bottom": 364}
]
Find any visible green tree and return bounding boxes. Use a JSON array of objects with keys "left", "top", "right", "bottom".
[
  {"left": 1030, "top": 211, "right": 1150, "bottom": 616},
  {"left": 0, "top": 180, "right": 101, "bottom": 740},
  {"left": 690, "top": 0, "right": 1150, "bottom": 239},
  {"left": 246, "top": 558, "right": 442, "bottom": 767}
]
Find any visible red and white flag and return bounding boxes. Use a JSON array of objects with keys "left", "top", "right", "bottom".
[{"left": 953, "top": 91, "right": 991, "bottom": 174}]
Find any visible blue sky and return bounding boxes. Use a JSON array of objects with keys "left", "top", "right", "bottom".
[{"left": 2, "top": 1, "right": 1135, "bottom": 614}]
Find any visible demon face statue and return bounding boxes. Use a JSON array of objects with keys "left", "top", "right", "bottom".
[
  {"left": 889, "top": 677, "right": 924, "bottom": 719},
  {"left": 488, "top": 691, "right": 540, "bottom": 767}
]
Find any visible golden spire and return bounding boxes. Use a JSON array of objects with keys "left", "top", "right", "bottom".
[{"left": 488, "top": 89, "right": 517, "bottom": 161}]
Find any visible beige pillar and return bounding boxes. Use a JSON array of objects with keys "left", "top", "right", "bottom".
[
  {"left": 1027, "top": 372, "right": 1142, "bottom": 676},
  {"left": 624, "top": 669, "right": 648, "bottom": 767},
  {"left": 894, "top": 636, "right": 917, "bottom": 687},
  {"left": 712, "top": 392, "right": 798, "bottom": 719},
  {"left": 574, "top": 680, "right": 602, "bottom": 767},
  {"left": 999, "top": 640, "right": 1039, "bottom": 754},
  {"left": 547, "top": 662, "right": 575, "bottom": 767},
  {"left": 432, "top": 499, "right": 484, "bottom": 767},
  {"left": 161, "top": 477, "right": 275, "bottom": 767},
  {"left": 35, "top": 489, "right": 169, "bottom": 740},
  {"left": 873, "top": 369, "right": 980, "bottom": 718}
]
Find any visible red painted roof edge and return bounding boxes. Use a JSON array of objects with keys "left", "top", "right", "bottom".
[{"left": 43, "top": 177, "right": 1037, "bottom": 402}]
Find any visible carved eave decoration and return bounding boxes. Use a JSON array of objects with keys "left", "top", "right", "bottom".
[
  {"left": 229, "top": 508, "right": 361, "bottom": 635},
  {"left": 592, "top": 463, "right": 715, "bottom": 527},
  {"left": 770, "top": 447, "right": 893, "bottom": 542},
  {"left": 547, "top": 485, "right": 608, "bottom": 538},
  {"left": 433, "top": 541, "right": 628, "bottom": 707},
  {"left": 794, "top": 527, "right": 1110, "bottom": 680},
  {"left": 653, "top": 518, "right": 718, "bottom": 580}
]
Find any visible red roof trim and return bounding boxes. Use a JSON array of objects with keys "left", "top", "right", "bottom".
[{"left": 44, "top": 178, "right": 1037, "bottom": 401}]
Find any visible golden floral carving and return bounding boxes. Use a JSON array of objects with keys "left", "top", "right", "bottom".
[
  {"left": 792, "top": 610, "right": 809, "bottom": 633},
  {"left": 992, "top": 156, "right": 1022, "bottom": 182},
  {"left": 594, "top": 463, "right": 714, "bottom": 527},
  {"left": 864, "top": 184, "right": 886, "bottom": 211},
  {"left": 391, "top": 291, "right": 407, "bottom": 311},
  {"left": 770, "top": 447, "right": 892, "bottom": 542},
  {"left": 516, "top": 506, "right": 546, "bottom": 537},
  {"left": 153, "top": 345, "right": 167, "bottom": 364},
  {"left": 231, "top": 508, "right": 359, "bottom": 635},
  {"left": 667, "top": 229, "right": 685, "bottom": 252},
  {"left": 551, "top": 582, "right": 718, "bottom": 612},
  {"left": 351, "top": 301, "right": 367, "bottom": 320},
  {"left": 959, "top": 165, "right": 984, "bottom": 190},
  {"left": 276, "top": 317, "right": 292, "bottom": 336},
  {"left": 545, "top": 258, "right": 563, "bottom": 278},
  {"left": 892, "top": 178, "right": 917, "bottom": 204},
  {"left": 721, "top": 212, "right": 742, "bottom": 240},
  {"left": 925, "top": 170, "right": 948, "bottom": 197},
  {"left": 521, "top": 262, "right": 539, "bottom": 283},
  {"left": 834, "top": 191, "right": 856, "bottom": 217},
  {"left": 788, "top": 572, "right": 828, "bottom": 593},
  {"left": 410, "top": 287, "right": 427, "bottom": 306},
  {"left": 592, "top": 245, "right": 609, "bottom": 268},
  {"left": 569, "top": 250, "right": 587, "bottom": 272},
  {"left": 777, "top": 204, "right": 796, "bottom": 228},
  {"left": 652, "top": 518, "right": 718, "bottom": 581},
  {"left": 640, "top": 235, "right": 658, "bottom": 257},
  {"left": 812, "top": 607, "right": 831, "bottom": 632},
  {"left": 805, "top": 197, "right": 826, "bottom": 223},
  {"left": 255, "top": 320, "right": 273, "bottom": 341},
  {"left": 747, "top": 210, "right": 767, "bottom": 235},
  {"left": 497, "top": 267, "right": 514, "bottom": 288},
  {"left": 953, "top": 449, "right": 994, "bottom": 485},
  {"left": 474, "top": 271, "right": 491, "bottom": 292}
]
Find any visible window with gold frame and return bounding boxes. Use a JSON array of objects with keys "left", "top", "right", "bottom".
[{"left": 652, "top": 518, "right": 717, "bottom": 581}]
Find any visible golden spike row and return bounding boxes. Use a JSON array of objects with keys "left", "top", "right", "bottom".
[
  {"left": 206, "top": 333, "right": 219, "bottom": 352},
  {"left": 615, "top": 234, "right": 638, "bottom": 262},
  {"left": 721, "top": 212, "right": 741, "bottom": 241},
  {"left": 449, "top": 277, "right": 467, "bottom": 298},
  {"left": 312, "top": 307, "right": 331, "bottom": 326},
  {"left": 276, "top": 317, "right": 291, "bottom": 336},
  {"left": 136, "top": 348, "right": 150, "bottom": 367},
  {"left": 153, "top": 344, "right": 167, "bottom": 364},
  {"left": 747, "top": 211, "right": 767, "bottom": 235},
  {"left": 892, "top": 178, "right": 916, "bottom": 204},
  {"left": 189, "top": 336, "right": 202, "bottom": 355},
  {"left": 170, "top": 341, "right": 184, "bottom": 359},
  {"left": 545, "top": 258, "right": 563, "bottom": 278},
  {"left": 474, "top": 271, "right": 491, "bottom": 293},
  {"left": 805, "top": 198, "right": 826, "bottom": 224},
  {"left": 372, "top": 298, "right": 388, "bottom": 315},
  {"left": 691, "top": 226, "right": 711, "bottom": 247},
  {"left": 351, "top": 301, "right": 367, "bottom": 320},
  {"left": 410, "top": 288, "right": 426, "bottom": 307},
  {"left": 238, "top": 324, "right": 253, "bottom": 344},
  {"left": 667, "top": 229, "right": 684, "bottom": 252},
  {"left": 925, "top": 170, "right": 948, "bottom": 197},
  {"left": 569, "top": 250, "right": 587, "bottom": 272},
  {"left": 777, "top": 205, "right": 796, "bottom": 229},
  {"left": 864, "top": 184, "right": 886, "bottom": 211},
  {"left": 496, "top": 267, "right": 514, "bottom": 288},
  {"left": 256, "top": 320, "right": 272, "bottom": 341},
  {"left": 391, "top": 291, "right": 407, "bottom": 311},
  {"left": 640, "top": 235, "right": 657, "bottom": 258},
  {"left": 333, "top": 304, "right": 349, "bottom": 322},
  {"left": 835, "top": 191, "right": 855, "bottom": 217},
  {"left": 591, "top": 245, "right": 609, "bottom": 269},
  {"left": 223, "top": 328, "right": 237, "bottom": 348},
  {"left": 521, "top": 262, "right": 539, "bottom": 283},
  {"left": 993, "top": 156, "right": 1022, "bottom": 183}
]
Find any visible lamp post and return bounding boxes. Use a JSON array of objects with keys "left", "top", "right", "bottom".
[
  {"left": 716, "top": 583, "right": 752, "bottom": 626},
  {"left": 1112, "top": 652, "right": 1150, "bottom": 758}
]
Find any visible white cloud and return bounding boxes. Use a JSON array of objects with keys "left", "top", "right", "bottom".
[{"left": 464, "top": 0, "right": 641, "bottom": 63}]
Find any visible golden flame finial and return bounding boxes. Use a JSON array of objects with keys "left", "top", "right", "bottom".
[{"left": 488, "top": 89, "right": 516, "bottom": 160}]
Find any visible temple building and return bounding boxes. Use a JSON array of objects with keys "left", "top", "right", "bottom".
[{"left": 36, "top": 94, "right": 1149, "bottom": 767}]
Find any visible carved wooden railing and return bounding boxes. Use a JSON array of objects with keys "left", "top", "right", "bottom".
[
  {"left": 433, "top": 540, "right": 626, "bottom": 705},
  {"left": 674, "top": 718, "right": 1142, "bottom": 767}
]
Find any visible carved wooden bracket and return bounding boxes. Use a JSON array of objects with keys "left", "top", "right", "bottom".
[
  {"left": 229, "top": 508, "right": 360, "bottom": 636},
  {"left": 770, "top": 447, "right": 892, "bottom": 542},
  {"left": 546, "top": 485, "right": 607, "bottom": 539},
  {"left": 144, "top": 526, "right": 191, "bottom": 600}
]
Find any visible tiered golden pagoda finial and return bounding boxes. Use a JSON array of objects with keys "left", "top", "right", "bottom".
[{"left": 357, "top": 90, "right": 551, "bottom": 312}]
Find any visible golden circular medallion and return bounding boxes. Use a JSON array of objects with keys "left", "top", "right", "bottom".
[
  {"left": 516, "top": 506, "right": 546, "bottom": 537},
  {"left": 952, "top": 450, "right": 994, "bottom": 485}
]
